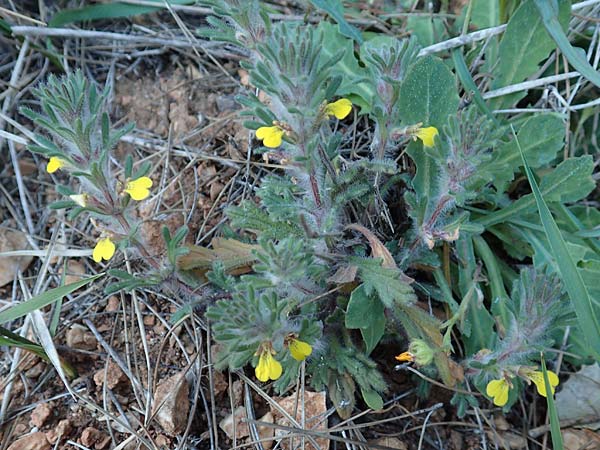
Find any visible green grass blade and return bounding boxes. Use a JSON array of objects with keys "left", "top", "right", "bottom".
[
  {"left": 515, "top": 128, "right": 600, "bottom": 359},
  {"left": 541, "top": 355, "right": 563, "bottom": 450},
  {"left": 451, "top": 49, "right": 500, "bottom": 125},
  {"left": 49, "top": 1, "right": 195, "bottom": 27},
  {"left": 0, "top": 274, "right": 103, "bottom": 324},
  {"left": 534, "top": 0, "right": 600, "bottom": 89}
]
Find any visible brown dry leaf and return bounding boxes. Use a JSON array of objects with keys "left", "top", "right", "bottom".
[
  {"left": 271, "top": 390, "right": 329, "bottom": 450},
  {"left": 0, "top": 228, "right": 33, "bottom": 287},
  {"left": 178, "top": 238, "right": 260, "bottom": 278},
  {"left": 59, "top": 259, "right": 86, "bottom": 285},
  {"left": 346, "top": 224, "right": 396, "bottom": 268}
]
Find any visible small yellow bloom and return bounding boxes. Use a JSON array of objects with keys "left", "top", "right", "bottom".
[
  {"left": 92, "top": 237, "right": 115, "bottom": 263},
  {"left": 256, "top": 125, "right": 285, "bottom": 148},
  {"left": 324, "top": 98, "right": 352, "bottom": 120},
  {"left": 395, "top": 339, "right": 434, "bottom": 366},
  {"left": 255, "top": 349, "right": 283, "bottom": 382},
  {"left": 47, "top": 156, "right": 64, "bottom": 174},
  {"left": 486, "top": 378, "right": 510, "bottom": 407},
  {"left": 124, "top": 176, "right": 152, "bottom": 201},
  {"left": 69, "top": 194, "right": 87, "bottom": 208},
  {"left": 522, "top": 369, "right": 559, "bottom": 398},
  {"left": 289, "top": 338, "right": 312, "bottom": 361},
  {"left": 415, "top": 126, "right": 439, "bottom": 147}
]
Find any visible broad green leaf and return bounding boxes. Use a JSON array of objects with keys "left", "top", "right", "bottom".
[
  {"left": 478, "top": 156, "right": 595, "bottom": 227},
  {"left": 345, "top": 284, "right": 384, "bottom": 329},
  {"left": 398, "top": 55, "right": 459, "bottom": 129},
  {"left": 517, "top": 136, "right": 600, "bottom": 359},
  {"left": 361, "top": 388, "right": 384, "bottom": 411},
  {"left": 471, "top": 0, "right": 500, "bottom": 28},
  {"left": 491, "top": 0, "right": 570, "bottom": 108},
  {"left": 50, "top": 0, "right": 195, "bottom": 27},
  {"left": 319, "top": 22, "right": 373, "bottom": 110},
  {"left": 361, "top": 311, "right": 386, "bottom": 354},
  {"left": 487, "top": 114, "right": 564, "bottom": 192},
  {"left": 534, "top": 0, "right": 600, "bottom": 89},
  {"left": 309, "top": 0, "right": 363, "bottom": 43},
  {"left": 0, "top": 274, "right": 103, "bottom": 324},
  {"left": 406, "top": 16, "right": 446, "bottom": 47}
]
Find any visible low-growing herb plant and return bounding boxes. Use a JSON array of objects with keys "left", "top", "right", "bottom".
[{"left": 19, "top": 0, "right": 600, "bottom": 422}]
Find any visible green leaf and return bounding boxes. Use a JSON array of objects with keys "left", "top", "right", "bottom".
[
  {"left": 49, "top": 0, "right": 195, "bottom": 27},
  {"left": 471, "top": 0, "right": 500, "bottom": 28},
  {"left": 360, "top": 315, "right": 386, "bottom": 355},
  {"left": 398, "top": 55, "right": 459, "bottom": 129},
  {"left": 406, "top": 16, "right": 446, "bottom": 47},
  {"left": 516, "top": 132, "right": 600, "bottom": 359},
  {"left": 478, "top": 156, "right": 595, "bottom": 227},
  {"left": 491, "top": 0, "right": 570, "bottom": 108},
  {"left": 350, "top": 257, "right": 416, "bottom": 307},
  {"left": 309, "top": 0, "right": 363, "bottom": 43},
  {"left": 319, "top": 22, "right": 373, "bottom": 110},
  {"left": 534, "top": 0, "right": 600, "bottom": 90},
  {"left": 0, "top": 275, "right": 103, "bottom": 324},
  {"left": 452, "top": 49, "right": 499, "bottom": 124},
  {"left": 360, "top": 388, "right": 384, "bottom": 411},
  {"left": 487, "top": 114, "right": 564, "bottom": 192},
  {"left": 345, "top": 284, "right": 384, "bottom": 328}
]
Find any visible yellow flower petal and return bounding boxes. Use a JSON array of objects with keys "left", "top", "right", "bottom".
[
  {"left": 92, "top": 237, "right": 115, "bottom": 263},
  {"left": 325, "top": 98, "right": 352, "bottom": 120},
  {"left": 395, "top": 351, "right": 414, "bottom": 362},
  {"left": 255, "top": 352, "right": 270, "bottom": 382},
  {"left": 486, "top": 378, "right": 510, "bottom": 407},
  {"left": 255, "top": 351, "right": 282, "bottom": 381},
  {"left": 526, "top": 370, "right": 559, "bottom": 398},
  {"left": 125, "top": 176, "right": 152, "bottom": 201},
  {"left": 69, "top": 194, "right": 87, "bottom": 207},
  {"left": 415, "top": 126, "right": 439, "bottom": 148},
  {"left": 47, "top": 156, "right": 64, "bottom": 174},
  {"left": 256, "top": 126, "right": 284, "bottom": 148},
  {"left": 289, "top": 339, "right": 312, "bottom": 361}
]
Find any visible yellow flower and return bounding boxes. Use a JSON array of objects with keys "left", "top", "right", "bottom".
[
  {"left": 522, "top": 369, "right": 559, "bottom": 398},
  {"left": 486, "top": 378, "right": 510, "bottom": 407},
  {"left": 124, "top": 176, "right": 152, "bottom": 201},
  {"left": 92, "top": 237, "right": 115, "bottom": 263},
  {"left": 256, "top": 125, "right": 285, "bottom": 148},
  {"left": 47, "top": 156, "right": 65, "bottom": 173},
  {"left": 255, "top": 349, "right": 283, "bottom": 382},
  {"left": 324, "top": 98, "right": 352, "bottom": 120},
  {"left": 289, "top": 338, "right": 312, "bottom": 361},
  {"left": 415, "top": 126, "right": 439, "bottom": 147},
  {"left": 69, "top": 194, "right": 87, "bottom": 208},
  {"left": 395, "top": 339, "right": 434, "bottom": 366}
]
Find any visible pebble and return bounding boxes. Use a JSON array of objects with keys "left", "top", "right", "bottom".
[{"left": 6, "top": 432, "right": 50, "bottom": 450}]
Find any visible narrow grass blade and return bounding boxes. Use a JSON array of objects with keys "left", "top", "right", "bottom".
[
  {"left": 451, "top": 49, "right": 500, "bottom": 125},
  {"left": 50, "top": 0, "right": 195, "bottom": 27},
  {"left": 541, "top": 354, "right": 563, "bottom": 450},
  {"left": 515, "top": 128, "right": 600, "bottom": 359},
  {"left": 0, "top": 274, "right": 103, "bottom": 324},
  {"left": 534, "top": 0, "right": 600, "bottom": 89}
]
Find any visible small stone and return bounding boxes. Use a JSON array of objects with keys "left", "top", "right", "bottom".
[
  {"left": 24, "top": 361, "right": 45, "bottom": 379},
  {"left": 151, "top": 372, "right": 190, "bottom": 436},
  {"left": 93, "top": 359, "right": 127, "bottom": 389},
  {"left": 105, "top": 296, "right": 120, "bottom": 312},
  {"left": 494, "top": 414, "right": 511, "bottom": 431},
  {"left": 111, "top": 412, "right": 139, "bottom": 433},
  {"left": 209, "top": 182, "right": 224, "bottom": 201},
  {"left": 80, "top": 427, "right": 110, "bottom": 449},
  {"left": 230, "top": 380, "right": 243, "bottom": 407},
  {"left": 30, "top": 403, "right": 52, "bottom": 428},
  {"left": 7, "top": 432, "right": 50, "bottom": 450},
  {"left": 211, "top": 370, "right": 228, "bottom": 395},
  {"left": 59, "top": 259, "right": 86, "bottom": 285},
  {"left": 45, "top": 419, "right": 71, "bottom": 444},
  {"left": 370, "top": 438, "right": 407, "bottom": 450},
  {"left": 66, "top": 324, "right": 97, "bottom": 350},
  {"left": 155, "top": 434, "right": 170, "bottom": 447},
  {"left": 143, "top": 315, "right": 155, "bottom": 326},
  {"left": 257, "top": 412, "right": 275, "bottom": 450},
  {"left": 219, "top": 406, "right": 249, "bottom": 440}
]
